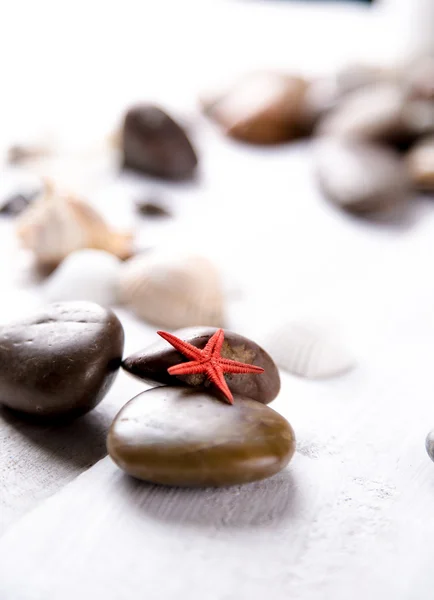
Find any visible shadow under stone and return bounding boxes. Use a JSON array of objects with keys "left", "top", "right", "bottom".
[
  {"left": 0, "top": 405, "right": 110, "bottom": 469},
  {"left": 117, "top": 467, "right": 300, "bottom": 530}
]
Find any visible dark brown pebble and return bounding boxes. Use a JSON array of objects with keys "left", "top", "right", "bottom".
[
  {"left": 135, "top": 199, "right": 171, "bottom": 217},
  {"left": 0, "top": 302, "right": 124, "bottom": 419},
  {"left": 315, "top": 139, "right": 411, "bottom": 214},
  {"left": 122, "top": 104, "right": 198, "bottom": 180},
  {"left": 107, "top": 387, "right": 295, "bottom": 487},
  {"left": 122, "top": 326, "right": 280, "bottom": 405}
]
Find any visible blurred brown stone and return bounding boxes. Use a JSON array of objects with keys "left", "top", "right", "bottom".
[
  {"left": 407, "top": 136, "right": 434, "bottom": 191},
  {"left": 202, "top": 72, "right": 309, "bottom": 144},
  {"left": 122, "top": 105, "right": 198, "bottom": 180}
]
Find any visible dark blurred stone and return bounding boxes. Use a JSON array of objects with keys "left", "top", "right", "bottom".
[
  {"left": 122, "top": 326, "right": 281, "bottom": 405},
  {"left": 0, "top": 191, "right": 37, "bottom": 216},
  {"left": 0, "top": 302, "right": 124, "bottom": 419},
  {"left": 122, "top": 105, "right": 198, "bottom": 180},
  {"left": 107, "top": 387, "right": 295, "bottom": 487},
  {"left": 405, "top": 55, "right": 434, "bottom": 101},
  {"left": 135, "top": 198, "right": 171, "bottom": 217},
  {"left": 316, "top": 139, "right": 411, "bottom": 214}
]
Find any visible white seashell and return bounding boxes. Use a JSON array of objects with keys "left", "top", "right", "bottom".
[
  {"left": 43, "top": 249, "right": 122, "bottom": 306},
  {"left": 258, "top": 321, "right": 356, "bottom": 379},
  {"left": 118, "top": 252, "right": 225, "bottom": 329},
  {"left": 16, "top": 180, "right": 132, "bottom": 267}
]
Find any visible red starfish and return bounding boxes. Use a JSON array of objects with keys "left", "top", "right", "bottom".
[{"left": 157, "top": 328, "right": 264, "bottom": 405}]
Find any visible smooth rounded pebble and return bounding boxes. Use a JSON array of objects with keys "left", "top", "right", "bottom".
[
  {"left": 0, "top": 301, "right": 124, "bottom": 418},
  {"left": 122, "top": 104, "right": 198, "bottom": 179},
  {"left": 107, "top": 387, "right": 295, "bottom": 487},
  {"left": 122, "top": 326, "right": 280, "bottom": 405},
  {"left": 315, "top": 138, "right": 410, "bottom": 214}
]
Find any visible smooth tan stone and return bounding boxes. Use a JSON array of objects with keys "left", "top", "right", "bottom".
[
  {"left": 407, "top": 136, "right": 434, "bottom": 191},
  {"left": 107, "top": 387, "right": 295, "bottom": 488}
]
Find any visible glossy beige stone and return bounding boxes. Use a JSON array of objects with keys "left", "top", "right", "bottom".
[
  {"left": 122, "top": 327, "right": 280, "bottom": 405},
  {"left": 407, "top": 136, "right": 434, "bottom": 191},
  {"left": 107, "top": 387, "right": 295, "bottom": 487}
]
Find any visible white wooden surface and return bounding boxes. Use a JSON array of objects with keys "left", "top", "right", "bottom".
[{"left": 1, "top": 1, "right": 434, "bottom": 598}]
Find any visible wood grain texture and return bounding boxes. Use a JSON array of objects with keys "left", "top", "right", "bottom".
[
  {"left": 1, "top": 339, "right": 434, "bottom": 600},
  {"left": 0, "top": 367, "right": 145, "bottom": 537}
]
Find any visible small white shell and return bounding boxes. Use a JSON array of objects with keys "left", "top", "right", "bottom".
[
  {"left": 258, "top": 321, "right": 356, "bottom": 379},
  {"left": 118, "top": 252, "right": 225, "bottom": 329},
  {"left": 16, "top": 181, "right": 132, "bottom": 267},
  {"left": 43, "top": 249, "right": 122, "bottom": 306}
]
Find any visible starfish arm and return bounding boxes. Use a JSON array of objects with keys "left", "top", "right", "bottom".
[
  {"left": 168, "top": 361, "right": 207, "bottom": 376},
  {"left": 157, "top": 331, "right": 203, "bottom": 360},
  {"left": 218, "top": 358, "right": 265, "bottom": 374},
  {"left": 206, "top": 364, "right": 234, "bottom": 404},
  {"left": 203, "top": 328, "right": 225, "bottom": 358}
]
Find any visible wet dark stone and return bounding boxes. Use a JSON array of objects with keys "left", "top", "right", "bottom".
[
  {"left": 0, "top": 302, "right": 124, "bottom": 419},
  {"left": 107, "top": 386, "right": 295, "bottom": 487},
  {"left": 122, "top": 104, "right": 198, "bottom": 180},
  {"left": 135, "top": 198, "right": 171, "bottom": 217},
  {"left": 122, "top": 327, "right": 280, "bottom": 405}
]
